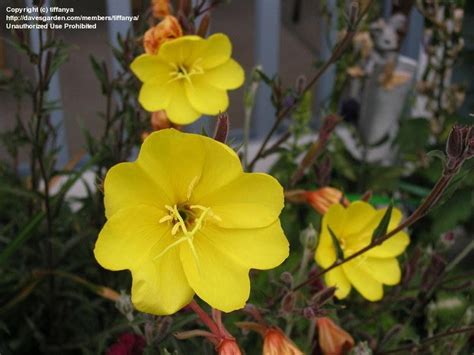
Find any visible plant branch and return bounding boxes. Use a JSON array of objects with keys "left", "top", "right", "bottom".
[{"left": 248, "top": 0, "right": 375, "bottom": 171}]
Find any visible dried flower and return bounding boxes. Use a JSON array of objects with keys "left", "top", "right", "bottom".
[
  {"left": 315, "top": 201, "right": 410, "bottom": 301},
  {"left": 317, "top": 317, "right": 354, "bottom": 355},
  {"left": 217, "top": 338, "right": 242, "bottom": 355},
  {"left": 143, "top": 16, "right": 183, "bottom": 55},
  {"left": 305, "top": 187, "right": 346, "bottom": 215},
  {"left": 94, "top": 129, "right": 288, "bottom": 314},
  {"left": 263, "top": 328, "right": 303, "bottom": 355},
  {"left": 151, "top": 110, "right": 173, "bottom": 131}
]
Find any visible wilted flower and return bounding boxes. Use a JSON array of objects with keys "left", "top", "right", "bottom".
[
  {"left": 236, "top": 322, "right": 303, "bottom": 355},
  {"left": 151, "top": 110, "right": 174, "bottom": 131},
  {"left": 106, "top": 333, "right": 145, "bottom": 355},
  {"left": 151, "top": 0, "right": 171, "bottom": 18},
  {"left": 217, "top": 338, "right": 242, "bottom": 355},
  {"left": 316, "top": 317, "right": 354, "bottom": 355},
  {"left": 305, "top": 187, "right": 347, "bottom": 215},
  {"left": 143, "top": 15, "right": 182, "bottom": 55},
  {"left": 263, "top": 328, "right": 303, "bottom": 355},
  {"left": 131, "top": 33, "right": 244, "bottom": 124},
  {"left": 314, "top": 201, "right": 410, "bottom": 301},
  {"left": 94, "top": 129, "right": 288, "bottom": 315}
]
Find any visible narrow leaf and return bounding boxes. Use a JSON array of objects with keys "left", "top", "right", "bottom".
[
  {"left": 327, "top": 226, "right": 344, "bottom": 260},
  {"left": 372, "top": 203, "right": 393, "bottom": 240}
]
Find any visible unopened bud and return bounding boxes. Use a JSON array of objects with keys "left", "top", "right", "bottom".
[
  {"left": 217, "top": 338, "right": 242, "bottom": 355},
  {"left": 281, "top": 292, "right": 296, "bottom": 314},
  {"left": 301, "top": 224, "right": 317, "bottom": 249},
  {"left": 213, "top": 112, "right": 229, "bottom": 143},
  {"left": 348, "top": 1, "right": 359, "bottom": 29},
  {"left": 446, "top": 124, "right": 465, "bottom": 159},
  {"left": 303, "top": 307, "right": 316, "bottom": 319}
]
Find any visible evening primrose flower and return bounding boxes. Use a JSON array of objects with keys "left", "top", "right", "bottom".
[
  {"left": 315, "top": 201, "right": 410, "bottom": 301},
  {"left": 94, "top": 129, "right": 288, "bottom": 315},
  {"left": 131, "top": 33, "right": 244, "bottom": 124}
]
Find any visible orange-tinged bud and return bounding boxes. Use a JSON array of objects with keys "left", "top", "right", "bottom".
[
  {"left": 263, "top": 328, "right": 303, "bottom": 355},
  {"left": 316, "top": 317, "right": 354, "bottom": 355},
  {"left": 143, "top": 16, "right": 183, "bottom": 55},
  {"left": 217, "top": 338, "right": 242, "bottom": 355},
  {"left": 305, "top": 187, "right": 346, "bottom": 215},
  {"left": 151, "top": 0, "right": 171, "bottom": 18},
  {"left": 151, "top": 110, "right": 173, "bottom": 131},
  {"left": 98, "top": 286, "right": 121, "bottom": 302}
]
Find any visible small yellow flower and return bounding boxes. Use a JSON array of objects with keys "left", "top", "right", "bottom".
[
  {"left": 315, "top": 201, "right": 410, "bottom": 301},
  {"left": 143, "top": 15, "right": 183, "bottom": 55},
  {"left": 131, "top": 33, "right": 244, "bottom": 125},
  {"left": 94, "top": 129, "right": 288, "bottom": 315}
]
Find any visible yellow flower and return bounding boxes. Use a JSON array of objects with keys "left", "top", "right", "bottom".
[
  {"left": 314, "top": 201, "right": 410, "bottom": 301},
  {"left": 94, "top": 129, "right": 288, "bottom": 315},
  {"left": 131, "top": 34, "right": 244, "bottom": 125}
]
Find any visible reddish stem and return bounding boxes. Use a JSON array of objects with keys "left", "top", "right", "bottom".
[{"left": 188, "top": 299, "right": 221, "bottom": 336}]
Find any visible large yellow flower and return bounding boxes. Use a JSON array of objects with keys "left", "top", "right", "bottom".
[
  {"left": 94, "top": 129, "right": 289, "bottom": 315},
  {"left": 315, "top": 201, "right": 410, "bottom": 301},
  {"left": 130, "top": 33, "right": 244, "bottom": 125}
]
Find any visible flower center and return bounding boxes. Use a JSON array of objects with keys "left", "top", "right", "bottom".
[
  {"left": 155, "top": 203, "right": 221, "bottom": 269},
  {"left": 168, "top": 59, "right": 204, "bottom": 84}
]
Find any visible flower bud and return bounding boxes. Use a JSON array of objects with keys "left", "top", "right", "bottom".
[
  {"left": 217, "top": 338, "right": 242, "bottom": 355},
  {"left": 316, "top": 317, "right": 354, "bottom": 355},
  {"left": 144, "top": 16, "right": 183, "bottom": 55},
  {"left": 263, "top": 328, "right": 303, "bottom": 355},
  {"left": 281, "top": 292, "right": 296, "bottom": 314},
  {"left": 446, "top": 124, "right": 466, "bottom": 159},
  {"left": 213, "top": 112, "right": 229, "bottom": 143},
  {"left": 280, "top": 272, "right": 294, "bottom": 287}
]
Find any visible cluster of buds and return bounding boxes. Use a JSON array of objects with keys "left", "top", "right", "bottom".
[{"left": 445, "top": 124, "right": 474, "bottom": 174}]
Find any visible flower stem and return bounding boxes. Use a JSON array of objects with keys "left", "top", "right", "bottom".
[
  {"left": 188, "top": 299, "right": 221, "bottom": 337},
  {"left": 247, "top": 0, "right": 375, "bottom": 171}
]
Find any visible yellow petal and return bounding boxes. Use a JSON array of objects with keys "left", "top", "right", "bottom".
[
  {"left": 198, "top": 221, "right": 288, "bottom": 270},
  {"left": 158, "top": 35, "right": 202, "bottom": 65},
  {"left": 139, "top": 81, "right": 175, "bottom": 112},
  {"left": 185, "top": 76, "right": 229, "bottom": 115},
  {"left": 180, "top": 236, "right": 250, "bottom": 312},
  {"left": 342, "top": 260, "right": 383, "bottom": 301},
  {"left": 315, "top": 204, "right": 346, "bottom": 268},
  {"left": 130, "top": 54, "right": 171, "bottom": 83},
  {"left": 325, "top": 267, "right": 351, "bottom": 299},
  {"left": 366, "top": 231, "right": 410, "bottom": 258},
  {"left": 94, "top": 205, "right": 169, "bottom": 270},
  {"left": 164, "top": 83, "right": 201, "bottom": 124},
  {"left": 103, "top": 162, "right": 172, "bottom": 218},
  {"left": 190, "top": 138, "right": 243, "bottom": 202},
  {"left": 203, "top": 59, "right": 245, "bottom": 90},
  {"left": 131, "top": 243, "right": 194, "bottom": 315},
  {"left": 360, "top": 257, "right": 401, "bottom": 285},
  {"left": 199, "top": 173, "right": 284, "bottom": 229},
  {"left": 197, "top": 33, "right": 232, "bottom": 69},
  {"left": 137, "top": 129, "right": 205, "bottom": 202}
]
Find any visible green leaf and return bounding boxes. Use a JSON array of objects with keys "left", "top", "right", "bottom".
[
  {"left": 372, "top": 203, "right": 393, "bottom": 240},
  {"left": 328, "top": 226, "right": 344, "bottom": 260},
  {"left": 0, "top": 212, "right": 45, "bottom": 267},
  {"left": 427, "top": 150, "right": 447, "bottom": 165}
]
